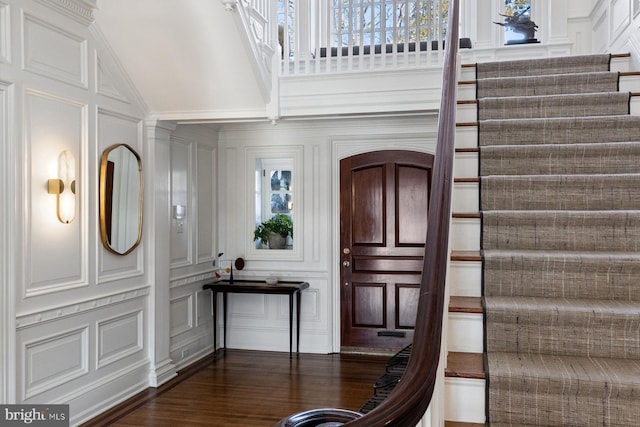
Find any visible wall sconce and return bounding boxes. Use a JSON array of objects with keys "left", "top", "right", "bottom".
[{"left": 48, "top": 150, "right": 76, "bottom": 224}]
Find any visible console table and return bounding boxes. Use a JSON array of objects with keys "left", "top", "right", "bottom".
[{"left": 202, "top": 280, "right": 309, "bottom": 355}]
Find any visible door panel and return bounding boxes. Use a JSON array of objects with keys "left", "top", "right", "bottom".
[
  {"left": 396, "top": 165, "right": 430, "bottom": 245},
  {"left": 340, "top": 150, "right": 433, "bottom": 350},
  {"left": 351, "top": 165, "right": 385, "bottom": 245}
]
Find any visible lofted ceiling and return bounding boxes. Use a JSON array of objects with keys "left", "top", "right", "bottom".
[{"left": 94, "top": 0, "right": 267, "bottom": 121}]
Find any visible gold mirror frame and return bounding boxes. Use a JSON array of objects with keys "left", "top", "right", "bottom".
[{"left": 99, "top": 144, "right": 143, "bottom": 255}]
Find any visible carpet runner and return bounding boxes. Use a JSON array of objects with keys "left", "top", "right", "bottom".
[{"left": 479, "top": 54, "right": 640, "bottom": 426}]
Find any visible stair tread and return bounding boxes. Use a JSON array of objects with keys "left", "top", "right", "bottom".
[
  {"left": 445, "top": 422, "right": 486, "bottom": 427},
  {"left": 454, "top": 177, "right": 479, "bottom": 183},
  {"left": 449, "top": 296, "right": 483, "bottom": 313},
  {"left": 446, "top": 351, "right": 485, "bottom": 379},
  {"left": 451, "top": 250, "right": 481, "bottom": 262}
]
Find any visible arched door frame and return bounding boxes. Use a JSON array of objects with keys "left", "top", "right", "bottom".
[{"left": 329, "top": 133, "right": 438, "bottom": 352}]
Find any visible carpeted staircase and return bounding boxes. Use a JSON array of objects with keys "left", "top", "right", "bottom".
[{"left": 479, "top": 54, "right": 640, "bottom": 426}]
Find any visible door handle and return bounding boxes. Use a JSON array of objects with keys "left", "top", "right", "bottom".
[{"left": 342, "top": 260, "right": 350, "bottom": 268}]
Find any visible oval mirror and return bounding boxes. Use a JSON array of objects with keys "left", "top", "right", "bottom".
[{"left": 99, "top": 144, "right": 143, "bottom": 255}]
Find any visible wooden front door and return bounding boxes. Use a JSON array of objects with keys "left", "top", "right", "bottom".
[{"left": 340, "top": 150, "right": 433, "bottom": 350}]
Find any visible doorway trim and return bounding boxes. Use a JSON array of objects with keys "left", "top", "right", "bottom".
[{"left": 330, "top": 131, "right": 438, "bottom": 352}]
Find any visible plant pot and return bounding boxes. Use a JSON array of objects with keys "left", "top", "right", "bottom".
[{"left": 268, "top": 232, "right": 286, "bottom": 249}]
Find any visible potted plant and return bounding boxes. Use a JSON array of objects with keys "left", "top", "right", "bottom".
[{"left": 254, "top": 213, "right": 293, "bottom": 249}]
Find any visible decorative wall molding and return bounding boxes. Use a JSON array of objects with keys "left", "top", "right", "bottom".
[
  {"left": 89, "top": 25, "right": 149, "bottom": 114},
  {"left": 63, "top": 358, "right": 149, "bottom": 425},
  {"left": 16, "top": 287, "right": 150, "bottom": 328},
  {"left": 23, "top": 89, "right": 88, "bottom": 298},
  {"left": 96, "top": 54, "right": 130, "bottom": 103},
  {"left": 195, "top": 289, "right": 212, "bottom": 328},
  {"left": 169, "top": 270, "right": 217, "bottom": 288},
  {"left": 195, "top": 144, "right": 216, "bottom": 264},
  {"left": 169, "top": 136, "right": 193, "bottom": 268},
  {"left": 23, "top": 325, "right": 89, "bottom": 399},
  {"left": 610, "top": 0, "right": 632, "bottom": 42},
  {"left": 35, "top": 0, "right": 96, "bottom": 26},
  {"left": 0, "top": 2, "right": 10, "bottom": 64},
  {"left": 23, "top": 13, "right": 88, "bottom": 88},
  {"left": 169, "top": 293, "right": 193, "bottom": 338},
  {"left": 96, "top": 309, "right": 143, "bottom": 369},
  {"left": 0, "top": 79, "right": 15, "bottom": 403}
]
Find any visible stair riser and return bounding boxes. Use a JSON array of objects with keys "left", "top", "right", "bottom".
[
  {"left": 452, "top": 181, "right": 479, "bottom": 212},
  {"left": 488, "top": 387, "right": 639, "bottom": 427},
  {"left": 451, "top": 218, "right": 480, "bottom": 251},
  {"left": 449, "top": 261, "right": 481, "bottom": 297},
  {"left": 484, "top": 253, "right": 640, "bottom": 301},
  {"left": 480, "top": 144, "right": 640, "bottom": 176},
  {"left": 483, "top": 212, "right": 640, "bottom": 252},
  {"left": 455, "top": 125, "right": 478, "bottom": 149},
  {"left": 448, "top": 313, "right": 484, "bottom": 353},
  {"left": 459, "top": 56, "right": 631, "bottom": 86},
  {"left": 461, "top": 74, "right": 639, "bottom": 100},
  {"left": 486, "top": 305, "right": 640, "bottom": 359},
  {"left": 480, "top": 175, "right": 640, "bottom": 211},
  {"left": 479, "top": 116, "right": 640, "bottom": 146},
  {"left": 445, "top": 378, "right": 486, "bottom": 424},
  {"left": 453, "top": 152, "right": 478, "bottom": 179},
  {"left": 459, "top": 96, "right": 640, "bottom": 122}
]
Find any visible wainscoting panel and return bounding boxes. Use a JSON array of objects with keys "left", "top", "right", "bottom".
[
  {"left": 22, "top": 13, "right": 87, "bottom": 87},
  {"left": 24, "top": 89, "right": 86, "bottom": 297},
  {"left": 195, "top": 288, "right": 212, "bottom": 328},
  {"left": 196, "top": 144, "right": 216, "bottom": 264},
  {"left": 95, "top": 55, "right": 129, "bottom": 103},
  {"left": 0, "top": 2, "right": 9, "bottom": 63},
  {"left": 611, "top": 0, "right": 632, "bottom": 41},
  {"left": 17, "top": 292, "right": 149, "bottom": 410},
  {"left": 593, "top": 8, "right": 609, "bottom": 52},
  {"left": 23, "top": 326, "right": 89, "bottom": 399},
  {"left": 169, "top": 293, "right": 193, "bottom": 338},
  {"left": 170, "top": 137, "right": 191, "bottom": 267},
  {"left": 96, "top": 309, "right": 143, "bottom": 369},
  {"left": 96, "top": 108, "right": 144, "bottom": 282}
]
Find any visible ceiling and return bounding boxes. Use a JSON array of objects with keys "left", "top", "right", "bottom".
[{"left": 94, "top": 0, "right": 267, "bottom": 121}]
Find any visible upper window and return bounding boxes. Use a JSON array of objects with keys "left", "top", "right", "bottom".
[
  {"left": 277, "top": 0, "right": 449, "bottom": 59},
  {"left": 331, "top": 0, "right": 448, "bottom": 46}
]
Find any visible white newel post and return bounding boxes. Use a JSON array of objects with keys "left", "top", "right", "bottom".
[{"left": 146, "top": 120, "right": 177, "bottom": 387}]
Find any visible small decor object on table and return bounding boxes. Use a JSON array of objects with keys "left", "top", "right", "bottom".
[
  {"left": 266, "top": 277, "right": 278, "bottom": 285},
  {"left": 254, "top": 213, "right": 293, "bottom": 249},
  {"left": 494, "top": 5, "right": 538, "bottom": 45}
]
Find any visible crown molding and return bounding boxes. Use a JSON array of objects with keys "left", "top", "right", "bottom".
[{"left": 35, "top": 0, "right": 97, "bottom": 26}]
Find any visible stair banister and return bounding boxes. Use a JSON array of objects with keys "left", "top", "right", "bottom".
[
  {"left": 344, "top": 0, "right": 459, "bottom": 425},
  {"left": 275, "top": 0, "right": 459, "bottom": 425}
]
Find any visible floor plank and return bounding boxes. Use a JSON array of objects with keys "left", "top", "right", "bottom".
[{"left": 82, "top": 350, "right": 388, "bottom": 427}]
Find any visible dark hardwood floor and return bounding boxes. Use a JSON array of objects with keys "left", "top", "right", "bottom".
[{"left": 81, "top": 349, "right": 389, "bottom": 427}]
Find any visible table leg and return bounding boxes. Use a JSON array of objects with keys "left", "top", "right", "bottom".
[
  {"left": 296, "top": 290, "right": 302, "bottom": 353},
  {"left": 289, "top": 293, "right": 293, "bottom": 356},
  {"left": 223, "top": 292, "right": 228, "bottom": 349},
  {"left": 212, "top": 290, "right": 217, "bottom": 354}
]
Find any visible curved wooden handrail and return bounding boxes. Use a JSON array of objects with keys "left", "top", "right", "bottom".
[
  {"left": 275, "top": 1, "right": 460, "bottom": 426},
  {"left": 345, "top": 1, "right": 460, "bottom": 425}
]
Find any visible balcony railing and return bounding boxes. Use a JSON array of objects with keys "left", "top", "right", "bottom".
[{"left": 277, "top": 0, "right": 449, "bottom": 75}]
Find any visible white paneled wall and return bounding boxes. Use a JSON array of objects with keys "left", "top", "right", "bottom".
[
  {"left": 168, "top": 124, "right": 218, "bottom": 368},
  {"left": 1, "top": 0, "right": 152, "bottom": 424}
]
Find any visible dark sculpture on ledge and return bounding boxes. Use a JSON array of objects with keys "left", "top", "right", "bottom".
[{"left": 494, "top": 6, "right": 539, "bottom": 45}]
